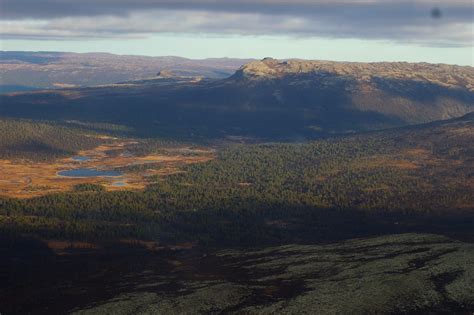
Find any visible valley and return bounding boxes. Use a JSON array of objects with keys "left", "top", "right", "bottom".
[
  {"left": 1, "top": 0, "right": 473, "bottom": 309},
  {"left": 1, "top": 113, "right": 472, "bottom": 245},
  {"left": 1, "top": 57, "right": 473, "bottom": 314}
]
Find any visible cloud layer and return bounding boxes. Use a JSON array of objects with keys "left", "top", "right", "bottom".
[{"left": 1, "top": 0, "right": 473, "bottom": 46}]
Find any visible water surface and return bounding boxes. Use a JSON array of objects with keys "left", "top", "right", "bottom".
[
  {"left": 72, "top": 156, "right": 91, "bottom": 162},
  {"left": 112, "top": 181, "right": 127, "bottom": 187},
  {"left": 58, "top": 168, "right": 122, "bottom": 177}
]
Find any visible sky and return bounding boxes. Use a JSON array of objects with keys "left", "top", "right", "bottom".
[{"left": 1, "top": 0, "right": 473, "bottom": 65}]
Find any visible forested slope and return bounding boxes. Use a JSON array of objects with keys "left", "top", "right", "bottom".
[
  {"left": 1, "top": 114, "right": 472, "bottom": 244},
  {"left": 0, "top": 119, "right": 105, "bottom": 160}
]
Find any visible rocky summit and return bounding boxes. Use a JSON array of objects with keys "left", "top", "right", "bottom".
[{"left": 233, "top": 58, "right": 474, "bottom": 89}]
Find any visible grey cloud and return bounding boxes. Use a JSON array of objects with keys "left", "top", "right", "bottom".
[
  {"left": 1, "top": 0, "right": 472, "bottom": 20},
  {"left": 0, "top": 1, "right": 472, "bottom": 46}
]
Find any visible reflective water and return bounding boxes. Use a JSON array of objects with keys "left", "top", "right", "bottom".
[
  {"left": 72, "top": 156, "right": 91, "bottom": 162},
  {"left": 58, "top": 168, "right": 122, "bottom": 177},
  {"left": 112, "top": 181, "right": 127, "bottom": 187}
]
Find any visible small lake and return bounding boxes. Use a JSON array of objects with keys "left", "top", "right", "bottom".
[
  {"left": 112, "top": 181, "right": 127, "bottom": 187},
  {"left": 72, "top": 156, "right": 91, "bottom": 162},
  {"left": 58, "top": 168, "right": 122, "bottom": 178}
]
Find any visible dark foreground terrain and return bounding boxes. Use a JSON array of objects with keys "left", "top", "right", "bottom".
[{"left": 1, "top": 234, "right": 473, "bottom": 314}]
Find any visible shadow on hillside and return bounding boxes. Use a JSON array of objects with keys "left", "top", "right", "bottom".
[
  {"left": 1, "top": 74, "right": 472, "bottom": 140},
  {"left": 373, "top": 77, "right": 473, "bottom": 104},
  {"left": 1, "top": 204, "right": 473, "bottom": 314}
]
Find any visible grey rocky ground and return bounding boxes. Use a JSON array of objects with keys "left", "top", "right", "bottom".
[{"left": 73, "top": 233, "right": 474, "bottom": 314}]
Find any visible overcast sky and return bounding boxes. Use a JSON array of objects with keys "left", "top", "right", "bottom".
[{"left": 1, "top": 0, "right": 473, "bottom": 65}]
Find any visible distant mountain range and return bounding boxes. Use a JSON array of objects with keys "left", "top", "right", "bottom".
[
  {"left": 1, "top": 58, "right": 472, "bottom": 139},
  {"left": 0, "top": 51, "right": 253, "bottom": 93}
]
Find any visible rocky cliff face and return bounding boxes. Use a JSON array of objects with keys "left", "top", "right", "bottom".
[{"left": 232, "top": 58, "right": 474, "bottom": 91}]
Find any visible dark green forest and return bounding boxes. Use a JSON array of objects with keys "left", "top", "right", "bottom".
[
  {"left": 1, "top": 114, "right": 472, "bottom": 245},
  {"left": 0, "top": 119, "right": 106, "bottom": 161}
]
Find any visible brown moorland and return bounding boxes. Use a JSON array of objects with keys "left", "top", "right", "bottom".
[{"left": 0, "top": 139, "right": 213, "bottom": 198}]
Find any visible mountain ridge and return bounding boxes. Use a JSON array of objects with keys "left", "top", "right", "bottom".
[
  {"left": 232, "top": 58, "right": 473, "bottom": 89},
  {"left": 1, "top": 57, "right": 473, "bottom": 139}
]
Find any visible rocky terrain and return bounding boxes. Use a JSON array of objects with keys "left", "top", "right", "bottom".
[
  {"left": 233, "top": 58, "right": 474, "bottom": 88},
  {"left": 76, "top": 234, "right": 473, "bottom": 314},
  {"left": 4, "top": 234, "right": 472, "bottom": 314}
]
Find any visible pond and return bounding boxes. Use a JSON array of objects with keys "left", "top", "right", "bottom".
[
  {"left": 72, "top": 156, "right": 91, "bottom": 162},
  {"left": 58, "top": 168, "right": 122, "bottom": 177},
  {"left": 112, "top": 181, "right": 127, "bottom": 187}
]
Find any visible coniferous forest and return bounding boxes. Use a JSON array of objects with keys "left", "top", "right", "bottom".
[{"left": 1, "top": 114, "right": 472, "bottom": 245}]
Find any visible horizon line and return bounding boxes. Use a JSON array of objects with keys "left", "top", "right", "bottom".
[{"left": 1, "top": 50, "right": 472, "bottom": 67}]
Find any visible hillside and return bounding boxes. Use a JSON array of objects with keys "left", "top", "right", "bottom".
[
  {"left": 227, "top": 58, "right": 473, "bottom": 128},
  {"left": 2, "top": 234, "right": 473, "bottom": 314},
  {"left": 0, "top": 119, "right": 111, "bottom": 161},
  {"left": 1, "top": 113, "right": 472, "bottom": 245},
  {"left": 0, "top": 51, "right": 252, "bottom": 92},
  {"left": 1, "top": 58, "right": 472, "bottom": 139}
]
